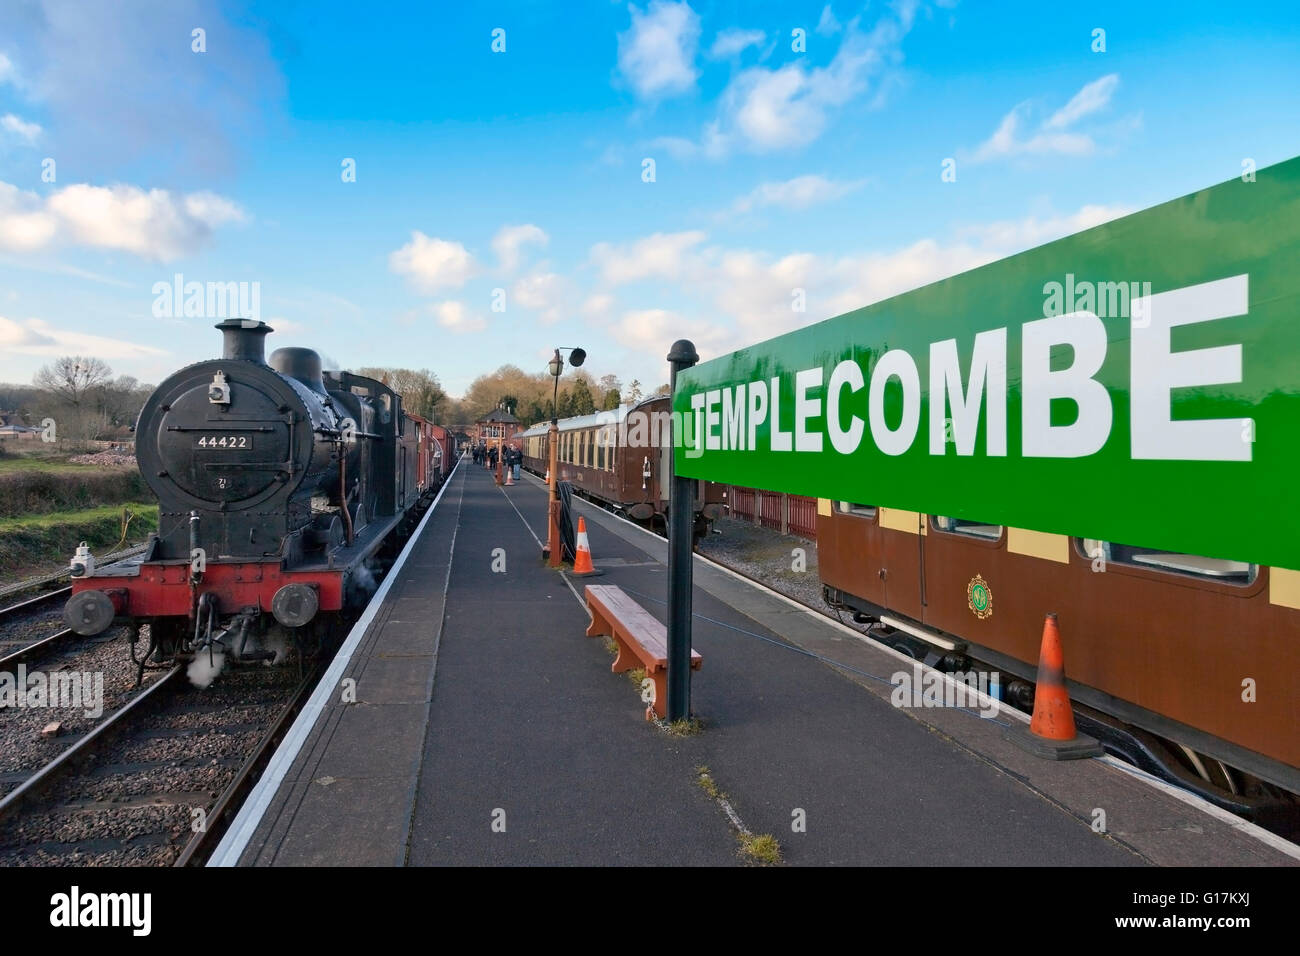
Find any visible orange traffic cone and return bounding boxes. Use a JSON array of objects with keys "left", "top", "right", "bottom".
[
  {"left": 1005, "top": 613, "right": 1102, "bottom": 760},
  {"left": 504, "top": 467, "right": 515, "bottom": 486},
  {"left": 569, "top": 517, "right": 604, "bottom": 577}
]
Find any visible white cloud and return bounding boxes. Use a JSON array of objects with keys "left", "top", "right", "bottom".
[
  {"left": 816, "top": 5, "right": 842, "bottom": 36},
  {"left": 512, "top": 270, "right": 572, "bottom": 324},
  {"left": 389, "top": 232, "right": 478, "bottom": 292},
  {"left": 0, "top": 316, "right": 55, "bottom": 348},
  {"left": 709, "top": 28, "right": 764, "bottom": 59},
  {"left": 0, "top": 254, "right": 132, "bottom": 288},
  {"left": 588, "top": 202, "right": 1134, "bottom": 347},
  {"left": 617, "top": 0, "right": 701, "bottom": 101},
  {"left": 590, "top": 230, "right": 707, "bottom": 285},
  {"left": 582, "top": 293, "right": 615, "bottom": 318},
  {"left": 1046, "top": 74, "right": 1119, "bottom": 130},
  {"left": 0, "top": 180, "right": 245, "bottom": 260},
  {"left": 728, "top": 174, "right": 865, "bottom": 214},
  {"left": 0, "top": 3, "right": 282, "bottom": 176},
  {"left": 265, "top": 317, "right": 307, "bottom": 335},
  {"left": 609, "top": 308, "right": 732, "bottom": 370},
  {"left": 46, "top": 184, "right": 245, "bottom": 260},
  {"left": 0, "top": 183, "right": 58, "bottom": 251},
  {"left": 0, "top": 315, "right": 166, "bottom": 359},
  {"left": 1, "top": 113, "right": 40, "bottom": 144},
  {"left": 970, "top": 74, "right": 1120, "bottom": 162},
  {"left": 491, "top": 223, "right": 548, "bottom": 273},
  {"left": 958, "top": 203, "right": 1132, "bottom": 249},
  {"left": 707, "top": 10, "right": 913, "bottom": 154},
  {"left": 647, "top": 135, "right": 700, "bottom": 160},
  {"left": 433, "top": 300, "right": 487, "bottom": 334}
]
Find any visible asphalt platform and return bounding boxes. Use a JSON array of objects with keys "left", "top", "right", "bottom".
[{"left": 216, "top": 460, "right": 1299, "bottom": 867}]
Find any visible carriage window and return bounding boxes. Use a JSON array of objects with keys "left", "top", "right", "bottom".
[
  {"left": 931, "top": 516, "right": 1003, "bottom": 539},
  {"left": 1078, "top": 540, "right": 1258, "bottom": 585},
  {"left": 836, "top": 502, "right": 876, "bottom": 518}
]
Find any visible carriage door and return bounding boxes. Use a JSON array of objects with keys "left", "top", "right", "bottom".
[{"left": 878, "top": 508, "right": 926, "bottom": 623}]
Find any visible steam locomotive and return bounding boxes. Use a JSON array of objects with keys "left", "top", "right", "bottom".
[{"left": 63, "top": 319, "right": 454, "bottom": 668}]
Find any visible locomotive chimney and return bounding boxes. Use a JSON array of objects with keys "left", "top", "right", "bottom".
[{"left": 216, "top": 319, "right": 273, "bottom": 364}]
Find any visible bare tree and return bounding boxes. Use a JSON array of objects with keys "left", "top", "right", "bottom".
[
  {"left": 34, "top": 356, "right": 112, "bottom": 409},
  {"left": 33, "top": 356, "right": 114, "bottom": 440},
  {"left": 356, "top": 367, "right": 447, "bottom": 421}
]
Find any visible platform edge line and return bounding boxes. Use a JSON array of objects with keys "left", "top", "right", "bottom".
[
  {"left": 399, "top": 467, "right": 466, "bottom": 865},
  {"left": 206, "top": 458, "right": 463, "bottom": 867}
]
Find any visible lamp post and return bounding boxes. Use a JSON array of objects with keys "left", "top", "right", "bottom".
[
  {"left": 666, "top": 338, "right": 699, "bottom": 722},
  {"left": 546, "top": 346, "right": 585, "bottom": 567}
]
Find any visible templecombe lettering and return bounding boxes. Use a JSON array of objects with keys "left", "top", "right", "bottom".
[{"left": 684, "top": 274, "right": 1251, "bottom": 464}]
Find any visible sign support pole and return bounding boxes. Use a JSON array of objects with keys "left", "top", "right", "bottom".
[{"left": 666, "top": 338, "right": 699, "bottom": 722}]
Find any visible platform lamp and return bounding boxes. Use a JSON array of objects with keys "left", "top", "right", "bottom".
[
  {"left": 494, "top": 402, "right": 505, "bottom": 486},
  {"left": 546, "top": 346, "right": 585, "bottom": 567}
]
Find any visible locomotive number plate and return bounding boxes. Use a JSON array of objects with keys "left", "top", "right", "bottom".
[{"left": 194, "top": 435, "right": 252, "bottom": 449}]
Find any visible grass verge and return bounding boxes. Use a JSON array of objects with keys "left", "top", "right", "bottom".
[{"left": 0, "top": 502, "right": 158, "bottom": 575}]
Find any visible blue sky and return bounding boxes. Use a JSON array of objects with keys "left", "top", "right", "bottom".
[{"left": 1, "top": 0, "right": 1297, "bottom": 397}]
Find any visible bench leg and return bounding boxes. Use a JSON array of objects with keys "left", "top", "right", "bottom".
[
  {"left": 610, "top": 633, "right": 640, "bottom": 674},
  {"left": 648, "top": 670, "right": 668, "bottom": 720},
  {"left": 585, "top": 608, "right": 609, "bottom": 639}
]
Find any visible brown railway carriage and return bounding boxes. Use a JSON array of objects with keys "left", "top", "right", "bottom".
[
  {"left": 817, "top": 503, "right": 1300, "bottom": 796},
  {"left": 518, "top": 396, "right": 726, "bottom": 533}
]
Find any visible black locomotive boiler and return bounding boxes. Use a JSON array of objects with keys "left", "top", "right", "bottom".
[{"left": 65, "top": 319, "right": 447, "bottom": 668}]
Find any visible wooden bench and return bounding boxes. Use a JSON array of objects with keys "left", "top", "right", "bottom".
[{"left": 584, "top": 584, "right": 702, "bottom": 720}]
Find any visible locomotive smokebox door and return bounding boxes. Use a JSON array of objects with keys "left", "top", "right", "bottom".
[{"left": 154, "top": 379, "right": 289, "bottom": 503}]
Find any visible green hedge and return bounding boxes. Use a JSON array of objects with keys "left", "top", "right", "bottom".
[{"left": 0, "top": 467, "right": 151, "bottom": 519}]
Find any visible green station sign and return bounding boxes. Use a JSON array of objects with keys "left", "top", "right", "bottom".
[{"left": 673, "top": 156, "right": 1300, "bottom": 571}]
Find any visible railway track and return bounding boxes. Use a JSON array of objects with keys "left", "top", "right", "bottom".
[
  {"left": 0, "top": 554, "right": 332, "bottom": 865},
  {"left": 0, "top": 590, "right": 73, "bottom": 661},
  {"left": 0, "top": 654, "right": 320, "bottom": 867},
  {"left": 0, "top": 546, "right": 151, "bottom": 666}
]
